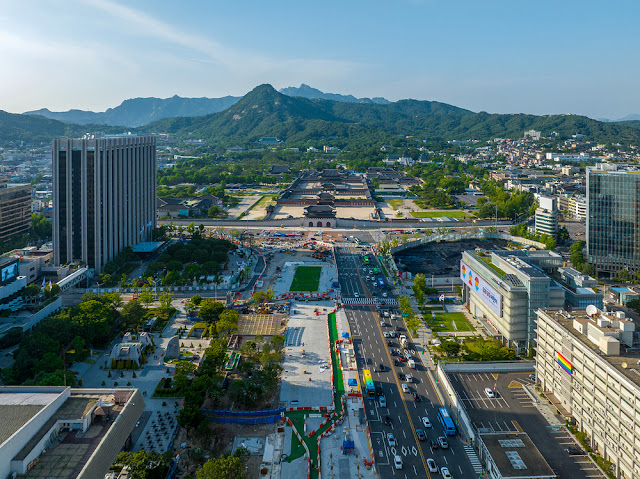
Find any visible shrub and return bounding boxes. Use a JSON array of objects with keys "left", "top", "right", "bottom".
[
  {"left": 117, "top": 360, "right": 125, "bottom": 369},
  {"left": 125, "top": 359, "right": 132, "bottom": 369},
  {"left": 111, "top": 359, "right": 117, "bottom": 369},
  {"left": 101, "top": 380, "right": 106, "bottom": 386}
]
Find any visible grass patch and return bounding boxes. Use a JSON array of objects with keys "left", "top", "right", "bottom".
[
  {"left": 289, "top": 266, "right": 321, "bottom": 292},
  {"left": 475, "top": 253, "right": 506, "bottom": 277},
  {"left": 410, "top": 210, "right": 473, "bottom": 218},
  {"left": 246, "top": 194, "right": 277, "bottom": 213},
  {"left": 387, "top": 199, "right": 403, "bottom": 210},
  {"left": 427, "top": 312, "right": 474, "bottom": 332}
]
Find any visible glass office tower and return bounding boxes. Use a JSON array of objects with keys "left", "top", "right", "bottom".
[{"left": 587, "top": 166, "right": 640, "bottom": 276}]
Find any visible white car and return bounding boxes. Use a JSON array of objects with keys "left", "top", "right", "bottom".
[
  {"left": 405, "top": 373, "right": 413, "bottom": 383},
  {"left": 401, "top": 383, "right": 410, "bottom": 393},
  {"left": 441, "top": 466, "right": 452, "bottom": 478},
  {"left": 383, "top": 331, "right": 390, "bottom": 338},
  {"left": 387, "top": 432, "right": 396, "bottom": 446},
  {"left": 485, "top": 387, "right": 495, "bottom": 398},
  {"left": 354, "top": 292, "right": 359, "bottom": 298},
  {"left": 394, "top": 454, "right": 403, "bottom": 469},
  {"left": 383, "top": 292, "right": 388, "bottom": 298},
  {"left": 427, "top": 458, "right": 438, "bottom": 473},
  {"left": 422, "top": 416, "right": 432, "bottom": 428}
]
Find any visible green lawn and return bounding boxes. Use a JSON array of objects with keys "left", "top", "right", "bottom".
[
  {"left": 289, "top": 266, "right": 322, "bottom": 291},
  {"left": 427, "top": 312, "right": 475, "bottom": 332},
  {"left": 387, "top": 199, "right": 403, "bottom": 210},
  {"left": 410, "top": 211, "right": 474, "bottom": 219}
]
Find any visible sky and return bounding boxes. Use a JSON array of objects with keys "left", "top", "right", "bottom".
[{"left": 1, "top": 0, "right": 639, "bottom": 119}]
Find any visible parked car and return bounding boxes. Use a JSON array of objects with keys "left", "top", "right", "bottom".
[
  {"left": 565, "top": 446, "right": 586, "bottom": 456},
  {"left": 438, "top": 436, "right": 449, "bottom": 449},
  {"left": 387, "top": 432, "right": 396, "bottom": 446},
  {"left": 427, "top": 458, "right": 438, "bottom": 473},
  {"left": 484, "top": 387, "right": 496, "bottom": 398}
]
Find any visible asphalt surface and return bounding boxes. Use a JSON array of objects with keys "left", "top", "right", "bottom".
[{"left": 335, "top": 243, "right": 477, "bottom": 479}]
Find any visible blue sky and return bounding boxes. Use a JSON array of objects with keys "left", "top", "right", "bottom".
[{"left": 2, "top": 0, "right": 639, "bottom": 119}]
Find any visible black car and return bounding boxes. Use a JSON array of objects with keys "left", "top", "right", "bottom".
[
  {"left": 430, "top": 439, "right": 439, "bottom": 449},
  {"left": 412, "top": 392, "right": 422, "bottom": 402},
  {"left": 565, "top": 446, "right": 585, "bottom": 456},
  {"left": 384, "top": 415, "right": 391, "bottom": 425},
  {"left": 386, "top": 340, "right": 393, "bottom": 347},
  {"left": 416, "top": 429, "right": 426, "bottom": 441},
  {"left": 397, "top": 372, "right": 405, "bottom": 380},
  {"left": 394, "top": 359, "right": 399, "bottom": 366},
  {"left": 378, "top": 363, "right": 385, "bottom": 372}
]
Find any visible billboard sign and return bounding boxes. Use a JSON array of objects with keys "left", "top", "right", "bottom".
[
  {"left": 1, "top": 261, "right": 19, "bottom": 285},
  {"left": 460, "top": 260, "right": 502, "bottom": 316}
]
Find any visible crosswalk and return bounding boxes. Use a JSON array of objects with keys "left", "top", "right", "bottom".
[
  {"left": 463, "top": 444, "right": 483, "bottom": 475},
  {"left": 342, "top": 297, "right": 398, "bottom": 305}
]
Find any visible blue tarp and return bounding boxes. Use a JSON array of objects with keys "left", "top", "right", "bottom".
[
  {"left": 342, "top": 332, "right": 349, "bottom": 338},
  {"left": 348, "top": 378, "right": 357, "bottom": 386}
]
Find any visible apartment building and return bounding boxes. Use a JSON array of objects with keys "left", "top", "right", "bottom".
[
  {"left": 535, "top": 196, "right": 559, "bottom": 236},
  {"left": 536, "top": 308, "right": 640, "bottom": 479}
]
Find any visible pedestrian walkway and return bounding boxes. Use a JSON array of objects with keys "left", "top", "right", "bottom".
[
  {"left": 341, "top": 297, "right": 398, "bottom": 305},
  {"left": 463, "top": 444, "right": 483, "bottom": 476}
]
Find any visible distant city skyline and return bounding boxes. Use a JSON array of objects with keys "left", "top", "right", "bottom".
[{"left": 2, "top": 0, "right": 639, "bottom": 119}]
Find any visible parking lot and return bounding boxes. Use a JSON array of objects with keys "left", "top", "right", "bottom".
[{"left": 449, "top": 371, "right": 605, "bottom": 478}]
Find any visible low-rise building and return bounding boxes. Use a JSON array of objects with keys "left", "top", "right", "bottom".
[
  {"left": 478, "top": 432, "right": 556, "bottom": 479},
  {"left": 536, "top": 307, "right": 640, "bottom": 479},
  {"left": 0, "top": 256, "right": 26, "bottom": 312}
]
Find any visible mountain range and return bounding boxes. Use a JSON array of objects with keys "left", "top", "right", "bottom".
[
  {"left": 3, "top": 83, "right": 640, "bottom": 145},
  {"left": 279, "top": 84, "right": 389, "bottom": 104}
]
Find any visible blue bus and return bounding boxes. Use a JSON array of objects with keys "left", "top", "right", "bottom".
[
  {"left": 438, "top": 407, "right": 456, "bottom": 436},
  {"left": 378, "top": 278, "right": 385, "bottom": 289}
]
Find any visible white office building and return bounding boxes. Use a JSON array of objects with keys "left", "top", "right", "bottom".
[
  {"left": 535, "top": 196, "right": 558, "bottom": 236},
  {"left": 536, "top": 308, "right": 640, "bottom": 479}
]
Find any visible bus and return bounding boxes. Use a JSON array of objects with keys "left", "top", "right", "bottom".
[
  {"left": 363, "top": 369, "right": 376, "bottom": 399},
  {"left": 363, "top": 256, "right": 370, "bottom": 265},
  {"left": 378, "top": 278, "right": 385, "bottom": 289},
  {"left": 373, "top": 267, "right": 379, "bottom": 275},
  {"left": 438, "top": 407, "right": 456, "bottom": 436}
]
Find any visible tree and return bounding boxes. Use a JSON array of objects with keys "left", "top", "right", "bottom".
[
  {"left": 217, "top": 309, "right": 239, "bottom": 337},
  {"left": 23, "top": 284, "right": 41, "bottom": 298},
  {"left": 191, "top": 294, "right": 203, "bottom": 306},
  {"left": 200, "top": 299, "right": 224, "bottom": 323},
  {"left": 138, "top": 285, "right": 155, "bottom": 309},
  {"left": 195, "top": 449, "right": 249, "bottom": 479},
  {"left": 159, "top": 292, "right": 174, "bottom": 312},
  {"left": 557, "top": 226, "right": 570, "bottom": 243},
  {"left": 120, "top": 300, "right": 146, "bottom": 331},
  {"left": 439, "top": 340, "right": 461, "bottom": 357},
  {"left": 115, "top": 451, "right": 169, "bottom": 479}
]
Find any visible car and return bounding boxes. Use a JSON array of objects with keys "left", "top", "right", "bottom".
[
  {"left": 354, "top": 292, "right": 359, "bottom": 298},
  {"left": 412, "top": 392, "right": 422, "bottom": 402},
  {"left": 398, "top": 356, "right": 407, "bottom": 362},
  {"left": 380, "top": 321, "right": 387, "bottom": 327},
  {"left": 379, "top": 396, "right": 387, "bottom": 407},
  {"left": 438, "top": 436, "right": 449, "bottom": 449},
  {"left": 416, "top": 429, "right": 426, "bottom": 441},
  {"left": 136, "top": 421, "right": 140, "bottom": 427},
  {"left": 389, "top": 331, "right": 396, "bottom": 338},
  {"left": 394, "top": 359, "right": 399, "bottom": 366},
  {"left": 394, "top": 454, "right": 403, "bottom": 470},
  {"left": 427, "top": 458, "right": 438, "bottom": 473},
  {"left": 366, "top": 276, "right": 370, "bottom": 280},
  {"left": 484, "top": 387, "right": 496, "bottom": 398},
  {"left": 383, "top": 331, "right": 390, "bottom": 338},
  {"left": 405, "top": 373, "right": 413, "bottom": 383},
  {"left": 390, "top": 349, "right": 398, "bottom": 356},
  {"left": 422, "top": 416, "right": 432, "bottom": 428},
  {"left": 387, "top": 340, "right": 394, "bottom": 347},
  {"left": 430, "top": 439, "right": 439, "bottom": 449},
  {"left": 384, "top": 415, "right": 391, "bottom": 425},
  {"left": 372, "top": 291, "right": 378, "bottom": 297},
  {"left": 379, "top": 363, "right": 385, "bottom": 371},
  {"left": 441, "top": 466, "right": 452, "bottom": 479},
  {"left": 383, "top": 292, "right": 388, "bottom": 298},
  {"left": 565, "top": 446, "right": 586, "bottom": 456},
  {"left": 387, "top": 432, "right": 396, "bottom": 446},
  {"left": 401, "top": 383, "right": 410, "bottom": 393},
  {"left": 397, "top": 372, "right": 405, "bottom": 380},
  {"left": 529, "top": 373, "right": 536, "bottom": 381}
]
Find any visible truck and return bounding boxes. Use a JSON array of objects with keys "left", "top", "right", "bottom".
[
  {"left": 407, "top": 359, "right": 416, "bottom": 369},
  {"left": 399, "top": 335, "right": 407, "bottom": 347}
]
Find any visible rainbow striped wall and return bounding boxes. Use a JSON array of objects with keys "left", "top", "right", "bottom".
[{"left": 557, "top": 352, "right": 572, "bottom": 375}]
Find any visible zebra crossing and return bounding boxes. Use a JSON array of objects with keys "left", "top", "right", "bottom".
[
  {"left": 463, "top": 444, "right": 483, "bottom": 475},
  {"left": 341, "top": 297, "right": 398, "bottom": 306}
]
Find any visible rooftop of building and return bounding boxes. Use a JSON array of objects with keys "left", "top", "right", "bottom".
[
  {"left": 480, "top": 432, "right": 556, "bottom": 478},
  {"left": 539, "top": 308, "right": 640, "bottom": 389}
]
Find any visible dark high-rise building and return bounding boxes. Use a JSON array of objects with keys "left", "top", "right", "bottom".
[
  {"left": 0, "top": 177, "right": 31, "bottom": 244},
  {"left": 52, "top": 135, "right": 156, "bottom": 273},
  {"left": 587, "top": 165, "right": 640, "bottom": 276}
]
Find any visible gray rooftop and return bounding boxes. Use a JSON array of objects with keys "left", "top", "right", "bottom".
[{"left": 481, "top": 432, "right": 556, "bottom": 478}]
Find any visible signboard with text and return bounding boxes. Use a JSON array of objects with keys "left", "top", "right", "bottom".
[{"left": 460, "top": 260, "right": 502, "bottom": 316}]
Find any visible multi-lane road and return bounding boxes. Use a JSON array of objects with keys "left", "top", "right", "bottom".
[{"left": 335, "top": 245, "right": 478, "bottom": 478}]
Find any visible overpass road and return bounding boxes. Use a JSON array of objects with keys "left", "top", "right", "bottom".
[{"left": 335, "top": 245, "right": 477, "bottom": 479}]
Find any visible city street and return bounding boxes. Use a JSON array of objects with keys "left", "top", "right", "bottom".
[{"left": 335, "top": 245, "right": 478, "bottom": 478}]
